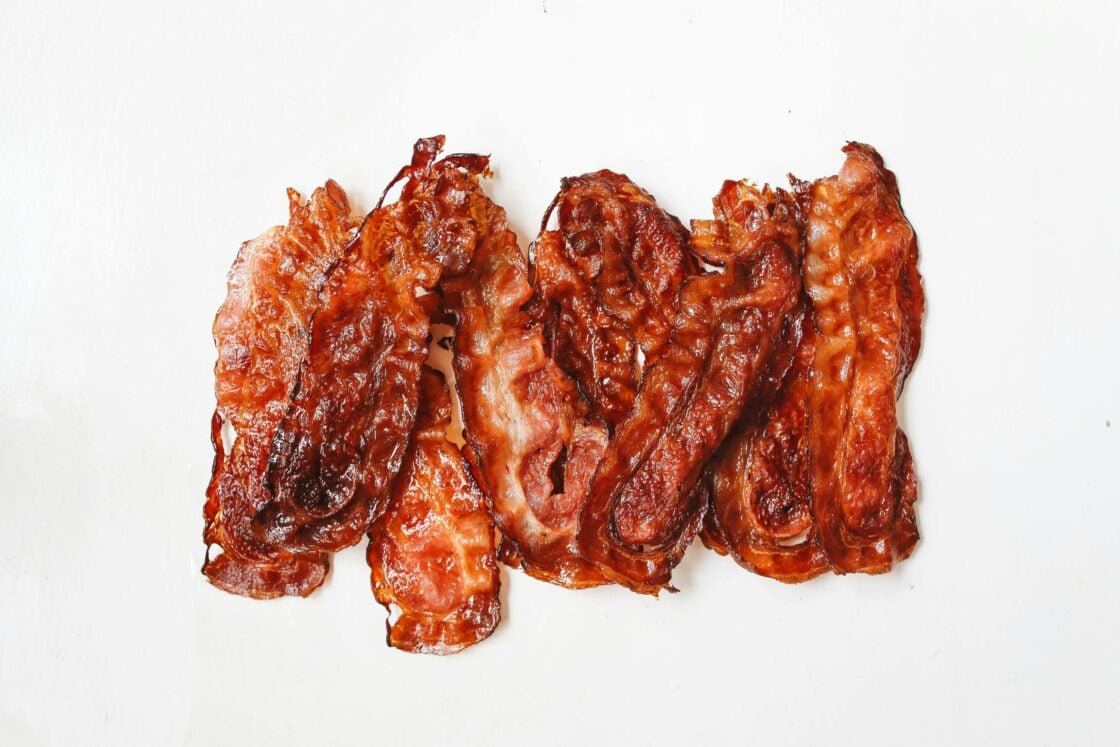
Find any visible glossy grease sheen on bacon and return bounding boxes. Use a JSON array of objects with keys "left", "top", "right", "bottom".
[
  {"left": 579, "top": 183, "right": 805, "bottom": 593},
  {"left": 256, "top": 137, "right": 489, "bottom": 554},
  {"left": 442, "top": 185, "right": 610, "bottom": 588},
  {"left": 366, "top": 367, "right": 500, "bottom": 655},
  {"left": 203, "top": 182, "right": 356, "bottom": 598},
  {"left": 529, "top": 171, "right": 697, "bottom": 429},
  {"left": 803, "top": 143, "right": 924, "bottom": 574}
]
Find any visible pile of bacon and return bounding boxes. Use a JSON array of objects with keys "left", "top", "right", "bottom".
[{"left": 204, "top": 137, "right": 924, "bottom": 654}]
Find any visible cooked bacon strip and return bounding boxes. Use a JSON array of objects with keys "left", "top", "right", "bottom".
[
  {"left": 579, "top": 183, "right": 805, "bottom": 593},
  {"left": 442, "top": 188, "right": 610, "bottom": 588},
  {"left": 803, "top": 143, "right": 924, "bottom": 573},
  {"left": 701, "top": 311, "right": 830, "bottom": 583},
  {"left": 457, "top": 170, "right": 694, "bottom": 588},
  {"left": 694, "top": 179, "right": 828, "bottom": 583},
  {"left": 203, "top": 181, "right": 356, "bottom": 598},
  {"left": 366, "top": 367, "right": 500, "bottom": 654},
  {"left": 257, "top": 137, "right": 490, "bottom": 554},
  {"left": 529, "top": 171, "right": 697, "bottom": 428}
]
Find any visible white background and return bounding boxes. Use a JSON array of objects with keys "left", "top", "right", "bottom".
[{"left": 2, "top": 1, "right": 1117, "bottom": 744}]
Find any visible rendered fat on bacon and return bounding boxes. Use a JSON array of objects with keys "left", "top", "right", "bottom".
[
  {"left": 802, "top": 143, "right": 924, "bottom": 574},
  {"left": 203, "top": 182, "right": 357, "bottom": 599},
  {"left": 256, "top": 138, "right": 490, "bottom": 554},
  {"left": 366, "top": 367, "right": 500, "bottom": 654},
  {"left": 578, "top": 183, "right": 806, "bottom": 593}
]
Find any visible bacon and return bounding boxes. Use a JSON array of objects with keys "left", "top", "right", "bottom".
[
  {"left": 442, "top": 185, "right": 610, "bottom": 588},
  {"left": 256, "top": 137, "right": 490, "bottom": 554},
  {"left": 701, "top": 144, "right": 924, "bottom": 582},
  {"left": 578, "top": 183, "right": 805, "bottom": 593},
  {"left": 529, "top": 171, "right": 697, "bottom": 429},
  {"left": 802, "top": 143, "right": 924, "bottom": 573},
  {"left": 701, "top": 312, "right": 830, "bottom": 583},
  {"left": 203, "top": 181, "right": 356, "bottom": 599},
  {"left": 446, "top": 170, "right": 698, "bottom": 588},
  {"left": 366, "top": 367, "right": 500, "bottom": 654},
  {"left": 203, "top": 135, "right": 927, "bottom": 622},
  {"left": 694, "top": 179, "right": 829, "bottom": 583}
]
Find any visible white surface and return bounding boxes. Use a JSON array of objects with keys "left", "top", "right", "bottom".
[{"left": 1, "top": 1, "right": 1117, "bottom": 745}]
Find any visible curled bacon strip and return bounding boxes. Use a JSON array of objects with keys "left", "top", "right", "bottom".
[
  {"left": 803, "top": 143, "right": 924, "bottom": 573},
  {"left": 256, "top": 137, "right": 490, "bottom": 554},
  {"left": 579, "top": 183, "right": 805, "bottom": 593},
  {"left": 204, "top": 137, "right": 925, "bottom": 618},
  {"left": 530, "top": 171, "right": 697, "bottom": 428},
  {"left": 443, "top": 185, "right": 610, "bottom": 588},
  {"left": 694, "top": 181, "right": 828, "bottom": 583},
  {"left": 366, "top": 367, "right": 500, "bottom": 654},
  {"left": 203, "top": 182, "right": 356, "bottom": 598},
  {"left": 447, "top": 170, "right": 699, "bottom": 588},
  {"left": 701, "top": 311, "right": 830, "bottom": 582}
]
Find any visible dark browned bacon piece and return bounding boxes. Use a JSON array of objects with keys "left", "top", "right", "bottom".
[
  {"left": 256, "top": 137, "right": 490, "bottom": 554},
  {"left": 802, "top": 143, "right": 924, "bottom": 574},
  {"left": 366, "top": 367, "right": 500, "bottom": 654},
  {"left": 579, "top": 183, "right": 805, "bottom": 593},
  {"left": 529, "top": 171, "right": 697, "bottom": 429},
  {"left": 203, "top": 182, "right": 356, "bottom": 599}
]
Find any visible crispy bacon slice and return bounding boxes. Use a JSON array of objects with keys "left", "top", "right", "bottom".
[
  {"left": 442, "top": 187, "right": 610, "bottom": 588},
  {"left": 803, "top": 143, "right": 924, "bottom": 573},
  {"left": 529, "top": 171, "right": 697, "bottom": 428},
  {"left": 578, "top": 183, "right": 805, "bottom": 593},
  {"left": 701, "top": 311, "right": 830, "bottom": 583},
  {"left": 366, "top": 367, "right": 500, "bottom": 654},
  {"left": 256, "top": 137, "right": 490, "bottom": 554},
  {"left": 203, "top": 181, "right": 356, "bottom": 599},
  {"left": 694, "top": 180, "right": 829, "bottom": 583}
]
